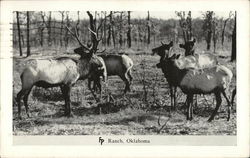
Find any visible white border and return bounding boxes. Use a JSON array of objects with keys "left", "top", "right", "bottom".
[{"left": 1, "top": 0, "right": 249, "bottom": 157}]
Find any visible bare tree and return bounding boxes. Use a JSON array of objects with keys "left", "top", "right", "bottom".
[
  {"left": 127, "top": 11, "right": 132, "bottom": 48},
  {"left": 16, "top": 11, "right": 22, "bottom": 56},
  {"left": 221, "top": 12, "right": 233, "bottom": 46},
  {"left": 26, "top": 11, "right": 30, "bottom": 57},
  {"left": 102, "top": 11, "right": 107, "bottom": 47},
  {"left": 147, "top": 11, "right": 151, "bottom": 45},
  {"left": 39, "top": 12, "right": 46, "bottom": 47},
  {"left": 41, "top": 11, "right": 52, "bottom": 46},
  {"left": 231, "top": 12, "right": 236, "bottom": 62},
  {"left": 76, "top": 11, "right": 80, "bottom": 35},
  {"left": 212, "top": 19, "right": 219, "bottom": 53},
  {"left": 59, "top": 11, "right": 65, "bottom": 47},
  {"left": 64, "top": 12, "right": 70, "bottom": 47},
  {"left": 202, "top": 11, "right": 214, "bottom": 50},
  {"left": 107, "top": 11, "right": 115, "bottom": 48},
  {"left": 118, "top": 11, "right": 124, "bottom": 48},
  {"left": 176, "top": 11, "right": 193, "bottom": 42}
]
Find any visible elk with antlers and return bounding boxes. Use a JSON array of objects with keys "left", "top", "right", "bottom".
[{"left": 16, "top": 25, "right": 105, "bottom": 119}]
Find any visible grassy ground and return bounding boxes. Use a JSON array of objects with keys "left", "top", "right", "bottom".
[{"left": 12, "top": 43, "right": 236, "bottom": 135}]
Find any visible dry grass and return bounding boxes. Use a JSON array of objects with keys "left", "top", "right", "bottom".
[{"left": 13, "top": 43, "right": 236, "bottom": 135}]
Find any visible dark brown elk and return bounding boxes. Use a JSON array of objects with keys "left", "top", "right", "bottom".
[
  {"left": 157, "top": 54, "right": 233, "bottom": 122},
  {"left": 16, "top": 26, "right": 105, "bottom": 119}
]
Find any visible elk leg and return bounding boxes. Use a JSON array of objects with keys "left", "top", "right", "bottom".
[
  {"left": 208, "top": 92, "right": 222, "bottom": 122},
  {"left": 61, "top": 85, "right": 73, "bottom": 117},
  {"left": 16, "top": 89, "right": 25, "bottom": 119},
  {"left": 120, "top": 75, "right": 130, "bottom": 93},
  {"left": 88, "top": 79, "right": 98, "bottom": 102},
  {"left": 173, "top": 86, "right": 177, "bottom": 109},
  {"left": 96, "top": 79, "right": 102, "bottom": 101},
  {"left": 186, "top": 95, "right": 191, "bottom": 120},
  {"left": 187, "top": 94, "right": 193, "bottom": 120},
  {"left": 127, "top": 69, "right": 133, "bottom": 82},
  {"left": 23, "top": 88, "right": 32, "bottom": 118},
  {"left": 169, "top": 86, "right": 173, "bottom": 109},
  {"left": 231, "top": 88, "right": 236, "bottom": 107},
  {"left": 222, "top": 91, "right": 231, "bottom": 121},
  {"left": 190, "top": 95, "right": 194, "bottom": 120}
]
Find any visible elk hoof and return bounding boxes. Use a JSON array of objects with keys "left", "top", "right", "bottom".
[
  {"left": 64, "top": 111, "right": 74, "bottom": 118},
  {"left": 17, "top": 115, "right": 22, "bottom": 120},
  {"left": 207, "top": 118, "right": 213, "bottom": 122}
]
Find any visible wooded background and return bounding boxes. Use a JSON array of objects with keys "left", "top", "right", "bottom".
[{"left": 12, "top": 11, "right": 236, "bottom": 61}]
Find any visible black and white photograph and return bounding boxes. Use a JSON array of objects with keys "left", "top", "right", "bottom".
[
  {"left": 0, "top": 0, "right": 249, "bottom": 157},
  {"left": 12, "top": 10, "right": 237, "bottom": 136}
]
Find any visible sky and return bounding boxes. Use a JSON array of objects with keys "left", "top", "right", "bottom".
[{"left": 51, "top": 11, "right": 232, "bottom": 20}]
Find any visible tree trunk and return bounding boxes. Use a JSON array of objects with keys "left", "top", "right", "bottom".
[
  {"left": 26, "top": 11, "right": 30, "bottom": 57},
  {"left": 60, "top": 11, "right": 64, "bottom": 47},
  {"left": 107, "top": 11, "right": 112, "bottom": 46},
  {"left": 231, "top": 12, "right": 236, "bottom": 62},
  {"left": 65, "top": 12, "right": 69, "bottom": 47},
  {"left": 103, "top": 11, "right": 107, "bottom": 47},
  {"left": 221, "top": 19, "right": 228, "bottom": 46},
  {"left": 76, "top": 11, "right": 80, "bottom": 35},
  {"left": 206, "top": 31, "right": 212, "bottom": 50},
  {"left": 147, "top": 11, "right": 150, "bottom": 45},
  {"left": 16, "top": 11, "right": 22, "bottom": 56},
  {"left": 48, "top": 11, "right": 52, "bottom": 46},
  {"left": 119, "top": 12, "right": 123, "bottom": 48},
  {"left": 127, "top": 11, "right": 131, "bottom": 48}
]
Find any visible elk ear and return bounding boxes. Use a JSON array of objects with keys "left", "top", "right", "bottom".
[
  {"left": 161, "top": 41, "right": 165, "bottom": 45},
  {"left": 176, "top": 54, "right": 181, "bottom": 59},
  {"left": 179, "top": 44, "right": 184, "bottom": 48},
  {"left": 170, "top": 54, "right": 176, "bottom": 59},
  {"left": 169, "top": 41, "right": 174, "bottom": 47},
  {"left": 74, "top": 47, "right": 84, "bottom": 55}
]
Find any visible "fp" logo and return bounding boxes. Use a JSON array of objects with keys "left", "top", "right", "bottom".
[{"left": 99, "top": 137, "right": 104, "bottom": 145}]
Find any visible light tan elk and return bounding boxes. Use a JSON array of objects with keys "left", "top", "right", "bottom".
[
  {"left": 157, "top": 54, "right": 232, "bottom": 122},
  {"left": 16, "top": 26, "right": 105, "bottom": 119}
]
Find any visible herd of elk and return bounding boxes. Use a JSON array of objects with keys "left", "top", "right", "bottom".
[
  {"left": 152, "top": 39, "right": 218, "bottom": 109},
  {"left": 156, "top": 54, "right": 233, "bottom": 121},
  {"left": 16, "top": 26, "right": 235, "bottom": 122}
]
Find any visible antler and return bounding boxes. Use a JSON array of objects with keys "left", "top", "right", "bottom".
[{"left": 65, "top": 26, "right": 91, "bottom": 51}]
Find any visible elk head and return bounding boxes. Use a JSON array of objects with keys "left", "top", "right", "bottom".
[
  {"left": 152, "top": 41, "right": 173, "bottom": 59},
  {"left": 179, "top": 38, "right": 196, "bottom": 56}
]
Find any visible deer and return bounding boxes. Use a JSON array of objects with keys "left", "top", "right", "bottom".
[
  {"left": 157, "top": 54, "right": 233, "bottom": 122},
  {"left": 16, "top": 26, "right": 106, "bottom": 119}
]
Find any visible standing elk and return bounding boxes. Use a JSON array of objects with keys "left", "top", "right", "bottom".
[
  {"left": 74, "top": 50, "right": 134, "bottom": 94},
  {"left": 157, "top": 54, "right": 233, "bottom": 122},
  {"left": 16, "top": 26, "right": 105, "bottom": 119}
]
